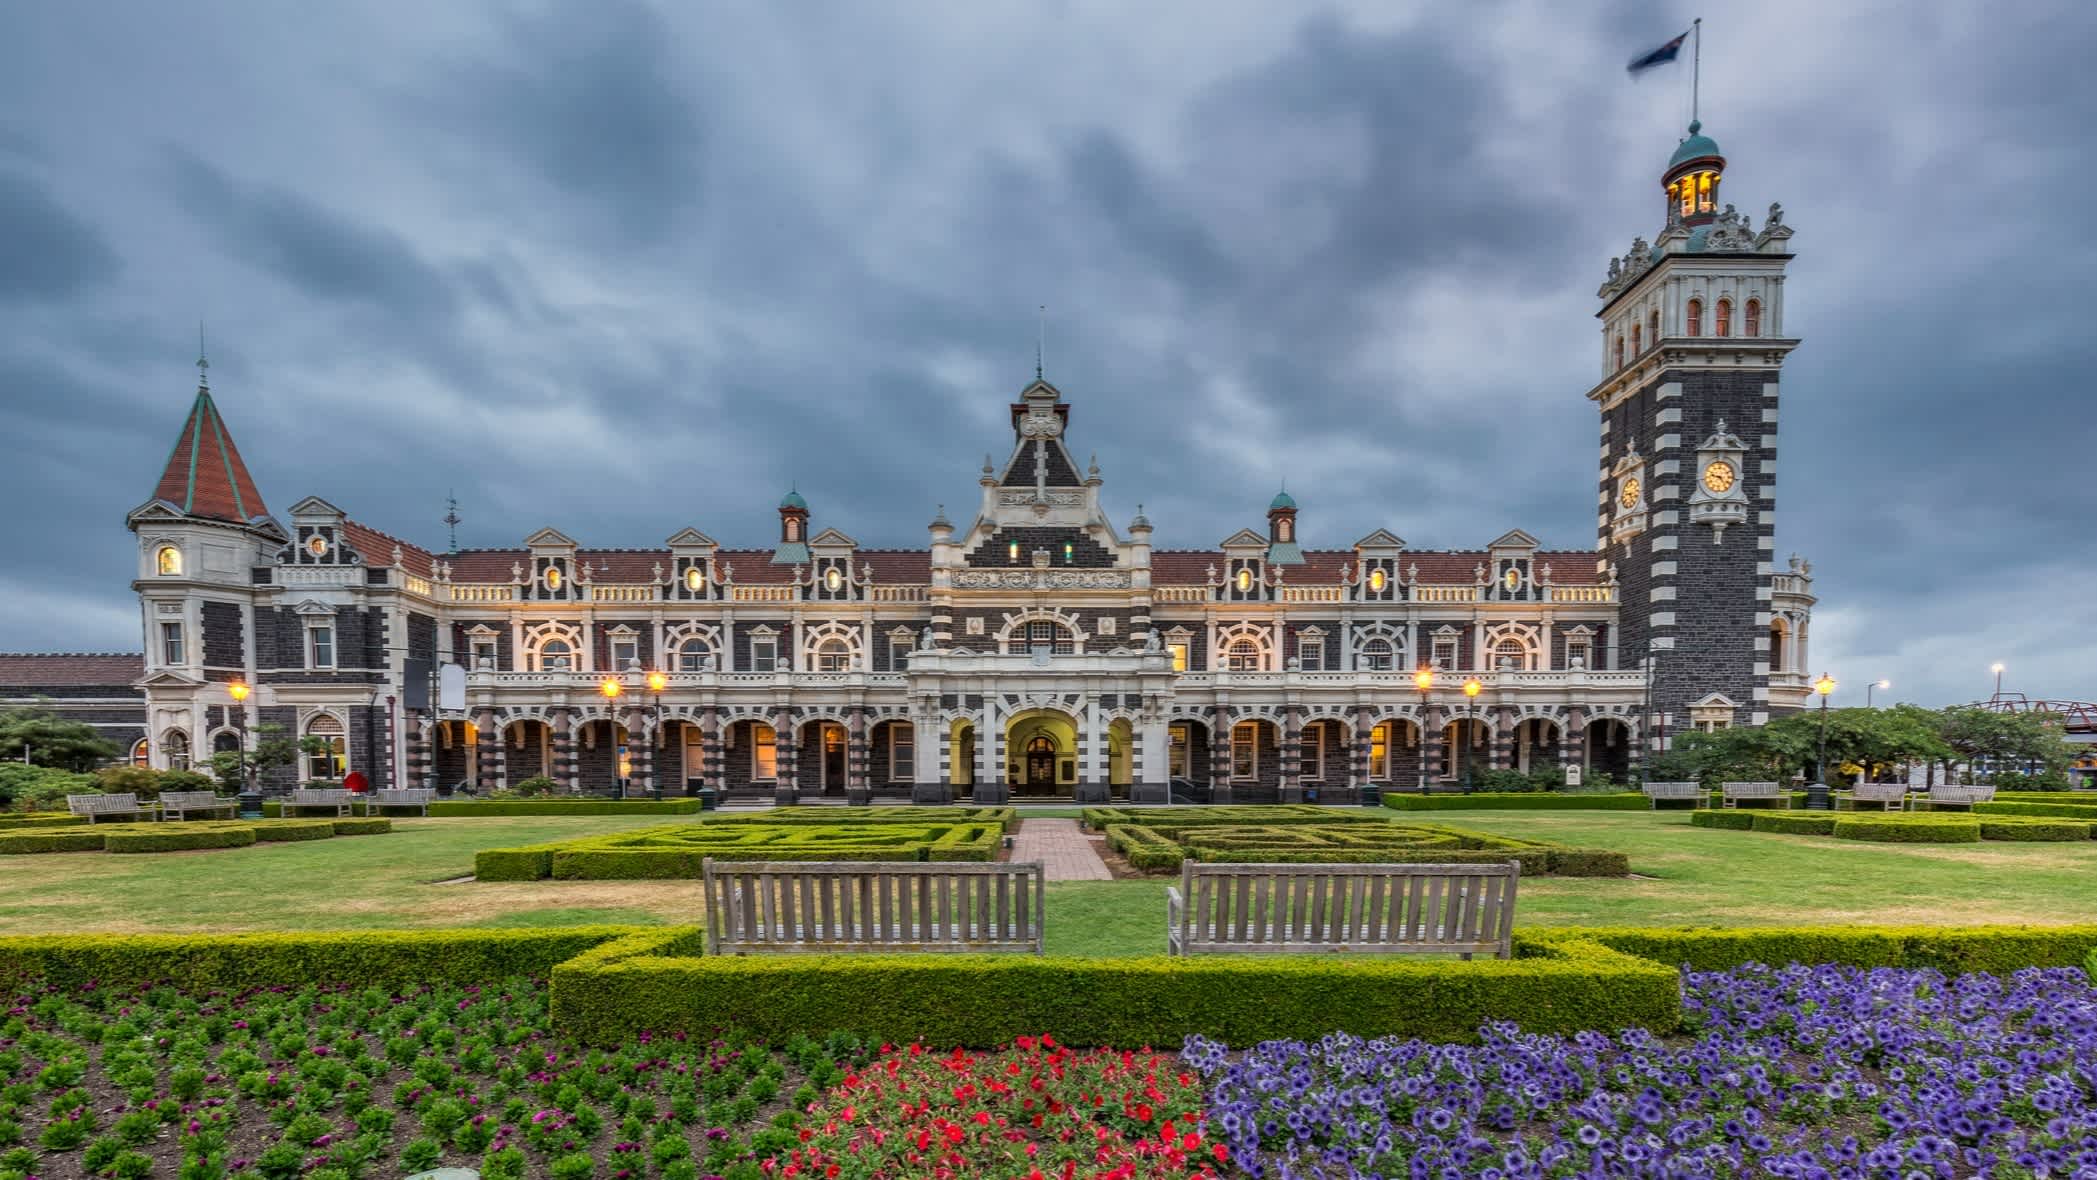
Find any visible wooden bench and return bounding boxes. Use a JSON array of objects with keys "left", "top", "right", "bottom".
[
  {"left": 1927, "top": 784, "right": 1996, "bottom": 810},
  {"left": 66, "top": 793, "right": 158, "bottom": 824},
  {"left": 1642, "top": 781, "right": 1705, "bottom": 809},
  {"left": 1166, "top": 862, "right": 1518, "bottom": 959},
  {"left": 1721, "top": 781, "right": 1789, "bottom": 809},
  {"left": 702, "top": 859, "right": 1045, "bottom": 955},
  {"left": 1848, "top": 782, "right": 1911, "bottom": 811},
  {"left": 284, "top": 788, "right": 354, "bottom": 817},
  {"left": 363, "top": 789, "right": 435, "bottom": 816},
  {"left": 159, "top": 791, "right": 238, "bottom": 820}
]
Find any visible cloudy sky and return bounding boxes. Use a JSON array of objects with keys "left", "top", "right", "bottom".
[{"left": 3, "top": 1, "right": 2091, "bottom": 708}]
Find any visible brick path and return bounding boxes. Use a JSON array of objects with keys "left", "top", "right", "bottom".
[{"left": 1010, "top": 817, "right": 1112, "bottom": 881}]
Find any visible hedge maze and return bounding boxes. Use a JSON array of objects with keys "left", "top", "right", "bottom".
[
  {"left": 1084, "top": 808, "right": 1629, "bottom": 877},
  {"left": 0, "top": 817, "right": 390, "bottom": 856},
  {"left": 477, "top": 821, "right": 1006, "bottom": 881},
  {"left": 1691, "top": 809, "right": 2097, "bottom": 844}
]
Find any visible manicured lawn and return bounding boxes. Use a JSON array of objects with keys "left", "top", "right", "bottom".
[{"left": 0, "top": 811, "right": 2088, "bottom": 948}]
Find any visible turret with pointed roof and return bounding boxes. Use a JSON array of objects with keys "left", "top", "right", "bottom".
[{"left": 140, "top": 362, "right": 272, "bottom": 527}]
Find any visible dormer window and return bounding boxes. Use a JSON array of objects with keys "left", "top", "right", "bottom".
[
  {"left": 823, "top": 566, "right": 844, "bottom": 593},
  {"left": 305, "top": 534, "right": 330, "bottom": 559},
  {"left": 156, "top": 546, "right": 182, "bottom": 576},
  {"left": 1367, "top": 568, "right": 1388, "bottom": 594},
  {"left": 684, "top": 567, "right": 705, "bottom": 593}
]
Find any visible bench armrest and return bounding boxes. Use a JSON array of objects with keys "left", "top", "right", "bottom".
[{"left": 1165, "top": 886, "right": 1183, "bottom": 926}]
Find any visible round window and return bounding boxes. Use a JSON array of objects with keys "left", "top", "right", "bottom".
[
  {"left": 305, "top": 535, "right": 329, "bottom": 558},
  {"left": 544, "top": 565, "right": 563, "bottom": 592},
  {"left": 824, "top": 567, "right": 844, "bottom": 592},
  {"left": 684, "top": 566, "right": 705, "bottom": 592}
]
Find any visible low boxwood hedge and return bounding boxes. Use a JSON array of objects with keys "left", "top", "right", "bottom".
[
  {"left": 481, "top": 821, "right": 1004, "bottom": 880},
  {"left": 1688, "top": 810, "right": 1755, "bottom": 830},
  {"left": 476, "top": 843, "right": 563, "bottom": 882},
  {"left": 1750, "top": 813, "right": 1839, "bottom": 836},
  {"left": 0, "top": 813, "right": 88, "bottom": 831},
  {"left": 713, "top": 806, "right": 1019, "bottom": 833},
  {"left": 331, "top": 817, "right": 393, "bottom": 836},
  {"left": 1082, "top": 805, "right": 1382, "bottom": 832},
  {"left": 261, "top": 797, "right": 712, "bottom": 818},
  {"left": 1527, "top": 924, "right": 2097, "bottom": 974},
  {"left": 101, "top": 824, "right": 258, "bottom": 853},
  {"left": 1382, "top": 792, "right": 1651, "bottom": 812},
  {"left": 252, "top": 819, "right": 340, "bottom": 842},
  {"left": 1977, "top": 800, "right": 2097, "bottom": 821},
  {"left": 1105, "top": 825, "right": 1184, "bottom": 871},
  {"left": 547, "top": 930, "right": 1680, "bottom": 1048},
  {"left": 1831, "top": 815, "right": 1981, "bottom": 843},
  {"left": 1976, "top": 818, "right": 2092, "bottom": 842},
  {"left": 0, "top": 828, "right": 109, "bottom": 854}
]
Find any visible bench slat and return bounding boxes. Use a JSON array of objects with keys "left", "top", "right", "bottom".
[
  {"left": 704, "top": 859, "right": 1043, "bottom": 954},
  {"left": 1171, "top": 862, "right": 1518, "bottom": 958}
]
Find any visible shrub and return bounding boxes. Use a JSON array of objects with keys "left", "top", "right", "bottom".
[
  {"left": 475, "top": 844, "right": 563, "bottom": 881},
  {"left": 487, "top": 822, "right": 1002, "bottom": 881},
  {"left": 1689, "top": 809, "right": 1755, "bottom": 830},
  {"left": 512, "top": 776, "right": 558, "bottom": 797},
  {"left": 1546, "top": 848, "right": 1633, "bottom": 877},
  {"left": 0, "top": 765, "right": 98, "bottom": 813},
  {"left": 1384, "top": 792, "right": 1650, "bottom": 812},
  {"left": 0, "top": 829, "right": 107, "bottom": 854},
  {"left": 0, "top": 813, "right": 87, "bottom": 831},
  {"left": 425, "top": 799, "right": 708, "bottom": 817},
  {"left": 155, "top": 769, "right": 219, "bottom": 795},
  {"left": 1977, "top": 800, "right": 2097, "bottom": 820},
  {"left": 1105, "top": 825, "right": 1183, "bottom": 872},
  {"left": 1976, "top": 818, "right": 2092, "bottom": 842},
  {"left": 101, "top": 824, "right": 257, "bottom": 854},
  {"left": 91, "top": 766, "right": 163, "bottom": 797},
  {"left": 1470, "top": 769, "right": 1540, "bottom": 793},
  {"left": 713, "top": 806, "right": 1018, "bottom": 833},
  {"left": 1994, "top": 769, "right": 2074, "bottom": 792},
  {"left": 1749, "top": 813, "right": 1838, "bottom": 836},
  {"left": 251, "top": 820, "right": 339, "bottom": 843},
  {"left": 1526, "top": 924, "right": 2097, "bottom": 974},
  {"left": 1083, "top": 805, "right": 1383, "bottom": 832},
  {"left": 1832, "top": 815, "right": 1981, "bottom": 844},
  {"left": 331, "top": 817, "right": 392, "bottom": 836}
]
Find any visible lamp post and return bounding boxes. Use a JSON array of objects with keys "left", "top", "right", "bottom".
[
  {"left": 1808, "top": 673, "right": 1837, "bottom": 810},
  {"left": 646, "top": 670, "right": 668, "bottom": 800},
  {"left": 1867, "top": 679, "right": 1889, "bottom": 708},
  {"left": 1414, "top": 665, "right": 1434, "bottom": 794},
  {"left": 599, "top": 675, "right": 624, "bottom": 797},
  {"left": 1991, "top": 662, "right": 2005, "bottom": 699},
  {"left": 227, "top": 681, "right": 250, "bottom": 794},
  {"left": 1461, "top": 678, "right": 1483, "bottom": 793}
]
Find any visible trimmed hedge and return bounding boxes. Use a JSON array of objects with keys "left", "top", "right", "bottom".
[
  {"left": 1978, "top": 800, "right": 2097, "bottom": 821},
  {"left": 0, "top": 926, "right": 654, "bottom": 991},
  {"left": 261, "top": 798, "right": 711, "bottom": 818},
  {"left": 1977, "top": 818, "right": 2092, "bottom": 842},
  {"left": 1382, "top": 792, "right": 1652, "bottom": 812},
  {"left": 476, "top": 843, "right": 565, "bottom": 882},
  {"left": 0, "top": 828, "right": 109, "bottom": 854},
  {"left": 251, "top": 819, "right": 340, "bottom": 842},
  {"left": 331, "top": 817, "right": 393, "bottom": 836},
  {"left": 1832, "top": 815, "right": 1981, "bottom": 844},
  {"left": 1688, "top": 809, "right": 1756, "bottom": 831},
  {"left": 1095, "top": 819, "right": 1628, "bottom": 877},
  {"left": 102, "top": 824, "right": 258, "bottom": 853},
  {"left": 0, "top": 813, "right": 88, "bottom": 831},
  {"left": 1082, "top": 805, "right": 1383, "bottom": 832},
  {"left": 1749, "top": 812, "right": 1838, "bottom": 836},
  {"left": 548, "top": 930, "right": 1680, "bottom": 1048},
  {"left": 713, "top": 806, "right": 1019, "bottom": 834},
  {"left": 1527, "top": 924, "right": 2097, "bottom": 974},
  {"left": 482, "top": 821, "right": 1006, "bottom": 881}
]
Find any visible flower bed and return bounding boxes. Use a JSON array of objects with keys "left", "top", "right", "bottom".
[
  {"left": 1187, "top": 962, "right": 2097, "bottom": 1179},
  {"left": 476, "top": 821, "right": 1005, "bottom": 881}
]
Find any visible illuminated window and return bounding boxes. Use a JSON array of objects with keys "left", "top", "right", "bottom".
[
  {"left": 304, "top": 714, "right": 346, "bottom": 780},
  {"left": 684, "top": 566, "right": 705, "bottom": 593},
  {"left": 162, "top": 730, "right": 191, "bottom": 772},
  {"left": 1696, "top": 171, "right": 1714, "bottom": 213},
  {"left": 1744, "top": 299, "right": 1762, "bottom": 337},
  {"left": 752, "top": 725, "right": 777, "bottom": 780},
  {"left": 1226, "top": 640, "right": 1262, "bottom": 672},
  {"left": 1008, "top": 540, "right": 1021, "bottom": 562},
  {"left": 1676, "top": 179, "right": 1694, "bottom": 219},
  {"left": 1369, "top": 722, "right": 1391, "bottom": 779},
  {"left": 1685, "top": 298, "right": 1703, "bottom": 338},
  {"left": 537, "top": 639, "right": 572, "bottom": 671},
  {"left": 131, "top": 738, "right": 151, "bottom": 768},
  {"left": 1715, "top": 299, "right": 1732, "bottom": 337},
  {"left": 678, "top": 637, "right": 711, "bottom": 673},
  {"left": 1168, "top": 725, "right": 1189, "bottom": 777},
  {"left": 1234, "top": 567, "right": 1253, "bottom": 593},
  {"left": 160, "top": 621, "right": 185, "bottom": 666},
  {"left": 823, "top": 566, "right": 844, "bottom": 593},
  {"left": 1367, "top": 568, "right": 1387, "bottom": 593},
  {"left": 1231, "top": 722, "right": 1258, "bottom": 780},
  {"left": 155, "top": 546, "right": 182, "bottom": 576},
  {"left": 1062, "top": 542, "right": 1074, "bottom": 564},
  {"left": 1769, "top": 618, "right": 1789, "bottom": 673},
  {"left": 1167, "top": 643, "right": 1189, "bottom": 673},
  {"left": 815, "top": 638, "right": 851, "bottom": 673},
  {"left": 544, "top": 565, "right": 563, "bottom": 592},
  {"left": 1360, "top": 638, "right": 1394, "bottom": 672},
  {"left": 1301, "top": 724, "right": 1324, "bottom": 781}
]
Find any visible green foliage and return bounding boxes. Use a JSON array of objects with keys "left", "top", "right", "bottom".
[
  {"left": 0, "top": 829, "right": 108, "bottom": 854},
  {"left": 0, "top": 813, "right": 86, "bottom": 831},
  {"left": 479, "top": 822, "right": 1004, "bottom": 881},
  {"left": 1832, "top": 815, "right": 1982, "bottom": 844},
  {"left": 1977, "top": 800, "right": 2097, "bottom": 820},
  {"left": 1937, "top": 706, "right": 2076, "bottom": 783},
  {"left": 1993, "top": 769, "right": 2075, "bottom": 791},
  {"left": 1102, "top": 816, "right": 1628, "bottom": 877},
  {"left": 1383, "top": 792, "right": 1651, "bottom": 811},
  {"left": 1083, "top": 805, "right": 1384, "bottom": 831},
  {"left": 712, "top": 806, "right": 1018, "bottom": 833},
  {"left": 156, "top": 770, "right": 218, "bottom": 794},
  {"left": 1749, "top": 813, "right": 1838, "bottom": 836},
  {"left": 1688, "top": 809, "right": 1756, "bottom": 830},
  {"left": 1975, "top": 818, "right": 2092, "bottom": 842},
  {"left": 91, "top": 767, "right": 163, "bottom": 798},
  {"left": 330, "top": 818, "right": 392, "bottom": 836},
  {"left": 1527, "top": 924, "right": 2097, "bottom": 974},
  {"left": 0, "top": 707, "right": 121, "bottom": 771},
  {"left": 0, "top": 764, "right": 98, "bottom": 813},
  {"left": 548, "top": 930, "right": 1679, "bottom": 1047},
  {"left": 511, "top": 776, "right": 558, "bottom": 797},
  {"left": 102, "top": 824, "right": 258, "bottom": 854},
  {"left": 250, "top": 820, "right": 338, "bottom": 843},
  {"left": 423, "top": 798, "right": 708, "bottom": 817},
  {"left": 1103, "top": 825, "right": 1182, "bottom": 871}
]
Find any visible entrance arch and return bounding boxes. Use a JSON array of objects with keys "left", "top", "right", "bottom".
[
  {"left": 1003, "top": 709, "right": 1077, "bottom": 797},
  {"left": 949, "top": 719, "right": 977, "bottom": 790}
]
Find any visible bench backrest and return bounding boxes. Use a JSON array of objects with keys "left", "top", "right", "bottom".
[
  {"left": 1853, "top": 783, "right": 1909, "bottom": 801},
  {"left": 1930, "top": 784, "right": 1995, "bottom": 802},
  {"left": 1176, "top": 862, "right": 1518, "bottom": 956},
  {"left": 290, "top": 788, "right": 351, "bottom": 803},
  {"left": 1642, "top": 781, "right": 1703, "bottom": 797},
  {"left": 374, "top": 789, "right": 435, "bottom": 802},
  {"left": 1722, "top": 781, "right": 1781, "bottom": 797},
  {"left": 159, "top": 791, "right": 229, "bottom": 808},
  {"left": 702, "top": 859, "right": 1044, "bottom": 954},
  {"left": 68, "top": 793, "right": 143, "bottom": 813}
]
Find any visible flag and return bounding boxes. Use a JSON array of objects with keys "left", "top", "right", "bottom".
[{"left": 1627, "top": 30, "right": 1690, "bottom": 75}]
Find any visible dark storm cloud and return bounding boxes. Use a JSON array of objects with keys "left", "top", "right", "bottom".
[{"left": 0, "top": 0, "right": 2092, "bottom": 708}]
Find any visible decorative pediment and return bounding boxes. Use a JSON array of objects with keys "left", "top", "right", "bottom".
[
  {"left": 745, "top": 624, "right": 778, "bottom": 637},
  {"left": 126, "top": 500, "right": 188, "bottom": 524},
  {"left": 1432, "top": 623, "right": 1463, "bottom": 636},
  {"left": 808, "top": 528, "right": 858, "bottom": 550},
  {"left": 465, "top": 624, "right": 500, "bottom": 637},
  {"left": 1488, "top": 529, "right": 1539, "bottom": 552},
  {"left": 1296, "top": 625, "right": 1326, "bottom": 639},
  {"left": 1352, "top": 529, "right": 1406, "bottom": 552},
  {"left": 290, "top": 599, "right": 336, "bottom": 617},
  {"left": 1691, "top": 692, "right": 1739, "bottom": 709},
  {"left": 287, "top": 496, "right": 345, "bottom": 521},
  {"left": 1219, "top": 528, "right": 1267, "bottom": 550},
  {"left": 605, "top": 623, "right": 638, "bottom": 636},
  {"left": 525, "top": 527, "right": 577, "bottom": 550},
  {"left": 137, "top": 669, "right": 202, "bottom": 688},
  {"left": 665, "top": 528, "right": 717, "bottom": 550}
]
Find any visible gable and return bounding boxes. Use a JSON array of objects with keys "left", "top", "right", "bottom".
[
  {"left": 525, "top": 527, "right": 577, "bottom": 549},
  {"left": 808, "top": 527, "right": 858, "bottom": 549},
  {"left": 1219, "top": 528, "right": 1268, "bottom": 550},
  {"left": 665, "top": 528, "right": 717, "bottom": 549},
  {"left": 1353, "top": 528, "right": 1406, "bottom": 551},
  {"left": 1489, "top": 528, "right": 1540, "bottom": 551}
]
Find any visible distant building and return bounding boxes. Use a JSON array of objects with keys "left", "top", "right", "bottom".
[
  {"left": 118, "top": 123, "right": 1816, "bottom": 801},
  {"left": 0, "top": 653, "right": 145, "bottom": 760}
]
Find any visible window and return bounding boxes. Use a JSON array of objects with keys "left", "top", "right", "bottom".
[
  {"left": 1026, "top": 621, "right": 1074, "bottom": 655},
  {"left": 1495, "top": 638, "right": 1528, "bottom": 670},
  {"left": 1744, "top": 299, "right": 1762, "bottom": 337},
  {"left": 1301, "top": 724, "right": 1324, "bottom": 780},
  {"left": 752, "top": 725, "right": 777, "bottom": 780},
  {"left": 823, "top": 566, "right": 844, "bottom": 593},
  {"left": 1296, "top": 635, "right": 1323, "bottom": 672},
  {"left": 678, "top": 637, "right": 711, "bottom": 672},
  {"left": 1225, "top": 640, "right": 1261, "bottom": 672},
  {"left": 1432, "top": 637, "right": 1457, "bottom": 670},
  {"left": 1062, "top": 542, "right": 1074, "bottom": 564},
  {"left": 537, "top": 639, "right": 572, "bottom": 671},
  {"left": 156, "top": 546, "right": 182, "bottom": 576},
  {"left": 1234, "top": 567, "right": 1254, "bottom": 593},
  {"left": 683, "top": 728, "right": 704, "bottom": 780},
  {"left": 543, "top": 565, "right": 563, "bottom": 593},
  {"left": 815, "top": 638, "right": 851, "bottom": 673},
  {"left": 888, "top": 636, "right": 912, "bottom": 671},
  {"left": 161, "top": 621, "right": 185, "bottom": 666},
  {"left": 1565, "top": 638, "right": 1591, "bottom": 670},
  {"left": 1685, "top": 298, "right": 1702, "bottom": 337},
  {"left": 890, "top": 725, "right": 915, "bottom": 779},
  {"left": 472, "top": 639, "right": 498, "bottom": 669},
  {"left": 308, "top": 624, "right": 335, "bottom": 670},
  {"left": 1368, "top": 722, "right": 1391, "bottom": 779},
  {"left": 750, "top": 637, "right": 777, "bottom": 673},
  {"left": 130, "top": 738, "right": 150, "bottom": 768},
  {"left": 162, "top": 731, "right": 191, "bottom": 772},
  {"left": 1008, "top": 540, "right": 1021, "bottom": 562},
  {"left": 611, "top": 637, "right": 639, "bottom": 671},
  {"left": 304, "top": 715, "right": 346, "bottom": 780},
  {"left": 1230, "top": 722, "right": 1258, "bottom": 780},
  {"left": 1613, "top": 335, "right": 1624, "bottom": 371},
  {"left": 1630, "top": 323, "right": 1641, "bottom": 355},
  {"left": 1714, "top": 299, "right": 1732, "bottom": 337},
  {"left": 684, "top": 566, "right": 706, "bottom": 593},
  {"left": 1649, "top": 309, "right": 1660, "bottom": 346},
  {"left": 1769, "top": 619, "right": 1788, "bottom": 673},
  {"left": 1367, "top": 568, "right": 1387, "bottom": 594},
  {"left": 1168, "top": 726, "right": 1189, "bottom": 778},
  {"left": 1359, "top": 638, "right": 1394, "bottom": 671},
  {"left": 1168, "top": 643, "right": 1189, "bottom": 673}
]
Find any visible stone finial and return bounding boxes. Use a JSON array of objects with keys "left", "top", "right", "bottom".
[
  {"left": 510, "top": 561, "right": 523, "bottom": 583},
  {"left": 1540, "top": 562, "right": 1554, "bottom": 584},
  {"left": 1405, "top": 561, "right": 1418, "bottom": 585},
  {"left": 1205, "top": 563, "right": 1218, "bottom": 583},
  {"left": 651, "top": 561, "right": 664, "bottom": 582},
  {"left": 720, "top": 560, "right": 735, "bottom": 583}
]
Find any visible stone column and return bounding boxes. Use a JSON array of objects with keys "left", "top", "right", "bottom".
[
  {"left": 1352, "top": 706, "right": 1373, "bottom": 794},
  {"left": 846, "top": 705, "right": 870, "bottom": 805},
  {"left": 1210, "top": 704, "right": 1234, "bottom": 804},
  {"left": 553, "top": 708, "right": 579, "bottom": 794},
  {"left": 913, "top": 709, "right": 946, "bottom": 804},
  {"left": 476, "top": 709, "right": 503, "bottom": 792},
  {"left": 974, "top": 697, "right": 1007, "bottom": 805},
  {"left": 700, "top": 706, "right": 724, "bottom": 795},
  {"left": 1491, "top": 707, "right": 1515, "bottom": 772},
  {"left": 1423, "top": 705, "right": 1446, "bottom": 792},
  {"left": 1135, "top": 712, "right": 1169, "bottom": 804},
  {"left": 628, "top": 708, "right": 652, "bottom": 796},
  {"left": 1279, "top": 705, "right": 1304, "bottom": 804},
  {"left": 772, "top": 706, "right": 797, "bottom": 806}
]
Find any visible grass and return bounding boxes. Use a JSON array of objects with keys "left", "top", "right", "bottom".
[{"left": 0, "top": 811, "right": 2087, "bottom": 951}]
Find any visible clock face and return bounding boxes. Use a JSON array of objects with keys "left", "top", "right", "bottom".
[
  {"left": 544, "top": 565, "right": 562, "bottom": 591},
  {"left": 1702, "top": 460, "right": 1737, "bottom": 494},
  {"left": 684, "top": 567, "right": 704, "bottom": 592},
  {"left": 305, "top": 535, "right": 329, "bottom": 557},
  {"left": 1619, "top": 477, "right": 1642, "bottom": 510}
]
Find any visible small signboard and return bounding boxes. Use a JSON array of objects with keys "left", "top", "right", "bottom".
[
  {"left": 1564, "top": 764, "right": 1584, "bottom": 788},
  {"left": 439, "top": 663, "right": 467, "bottom": 711}
]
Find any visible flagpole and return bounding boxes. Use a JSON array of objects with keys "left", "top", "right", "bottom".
[{"left": 1692, "top": 17, "right": 1702, "bottom": 124}]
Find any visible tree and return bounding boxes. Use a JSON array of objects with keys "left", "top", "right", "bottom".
[
  {"left": 207, "top": 723, "right": 298, "bottom": 793},
  {"left": 0, "top": 706, "right": 121, "bottom": 771},
  {"left": 1937, "top": 706, "right": 2075, "bottom": 783}
]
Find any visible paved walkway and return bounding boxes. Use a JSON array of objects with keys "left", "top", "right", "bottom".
[{"left": 1010, "top": 817, "right": 1112, "bottom": 881}]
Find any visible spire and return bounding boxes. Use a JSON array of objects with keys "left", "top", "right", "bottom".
[
  {"left": 196, "top": 323, "right": 209, "bottom": 391},
  {"left": 150, "top": 362, "right": 269, "bottom": 525},
  {"left": 443, "top": 489, "right": 462, "bottom": 554}
]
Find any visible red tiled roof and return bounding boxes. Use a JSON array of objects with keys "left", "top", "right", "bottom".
[
  {"left": 445, "top": 549, "right": 528, "bottom": 583},
  {"left": 149, "top": 388, "right": 270, "bottom": 524},
  {"left": 0, "top": 653, "right": 145, "bottom": 688},
  {"left": 342, "top": 519, "right": 435, "bottom": 577}
]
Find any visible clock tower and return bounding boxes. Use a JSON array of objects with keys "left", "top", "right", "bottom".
[{"left": 1590, "top": 121, "right": 1803, "bottom": 758}]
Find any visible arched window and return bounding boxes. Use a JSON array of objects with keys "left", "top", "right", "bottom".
[
  {"left": 1769, "top": 618, "right": 1789, "bottom": 673},
  {"left": 1359, "top": 638, "right": 1395, "bottom": 672},
  {"left": 677, "top": 636, "right": 712, "bottom": 673},
  {"left": 1630, "top": 323, "right": 1641, "bottom": 356},
  {"left": 161, "top": 731, "right": 191, "bottom": 771},
  {"left": 156, "top": 546, "right": 182, "bottom": 576},
  {"left": 304, "top": 715, "right": 346, "bottom": 780},
  {"left": 1744, "top": 299, "right": 1762, "bottom": 337},
  {"left": 1024, "top": 621, "right": 1075, "bottom": 655},
  {"left": 1648, "top": 309, "right": 1660, "bottom": 347},
  {"left": 1496, "top": 638, "right": 1529, "bottom": 670},
  {"left": 815, "top": 638, "right": 852, "bottom": 673},
  {"left": 1225, "top": 639, "right": 1262, "bottom": 673},
  {"left": 1685, "top": 299, "right": 1703, "bottom": 338},
  {"left": 1714, "top": 299, "right": 1732, "bottom": 337},
  {"left": 536, "top": 639, "right": 572, "bottom": 671},
  {"left": 130, "top": 738, "right": 150, "bottom": 768},
  {"left": 212, "top": 730, "right": 240, "bottom": 754},
  {"left": 1613, "top": 336, "right": 1625, "bottom": 371}
]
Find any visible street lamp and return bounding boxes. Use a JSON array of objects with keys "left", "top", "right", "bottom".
[
  {"left": 599, "top": 676, "right": 624, "bottom": 796},
  {"left": 1867, "top": 679, "right": 1889, "bottom": 708},
  {"left": 646, "top": 670, "right": 668, "bottom": 800},
  {"left": 1808, "top": 673, "right": 1837, "bottom": 810},
  {"left": 1414, "top": 665, "right": 1434, "bottom": 794},
  {"left": 1461, "top": 678, "right": 1483, "bottom": 793},
  {"left": 227, "top": 681, "right": 250, "bottom": 794},
  {"left": 1991, "top": 662, "right": 2005, "bottom": 698}
]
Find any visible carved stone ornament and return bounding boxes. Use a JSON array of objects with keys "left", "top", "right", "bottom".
[
  {"left": 997, "top": 490, "right": 1083, "bottom": 508},
  {"left": 951, "top": 569, "right": 1130, "bottom": 590},
  {"left": 1019, "top": 410, "right": 1063, "bottom": 440}
]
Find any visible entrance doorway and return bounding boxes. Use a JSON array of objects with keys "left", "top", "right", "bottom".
[
  {"left": 1024, "top": 736, "right": 1056, "bottom": 792},
  {"left": 820, "top": 723, "right": 847, "bottom": 793}
]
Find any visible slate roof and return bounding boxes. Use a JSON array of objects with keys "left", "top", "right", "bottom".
[{"left": 0, "top": 653, "right": 146, "bottom": 690}]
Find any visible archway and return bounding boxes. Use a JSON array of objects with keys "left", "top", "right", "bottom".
[
  {"left": 433, "top": 720, "right": 477, "bottom": 793},
  {"left": 658, "top": 718, "right": 702, "bottom": 795},
  {"left": 1368, "top": 718, "right": 1422, "bottom": 791},
  {"left": 576, "top": 718, "right": 626, "bottom": 795},
  {"left": 948, "top": 719, "right": 976, "bottom": 790},
  {"left": 1107, "top": 718, "right": 1133, "bottom": 790},
  {"left": 1585, "top": 718, "right": 1633, "bottom": 780},
  {"left": 870, "top": 720, "right": 914, "bottom": 790},
  {"left": 724, "top": 720, "right": 778, "bottom": 793},
  {"left": 1167, "top": 719, "right": 1210, "bottom": 786},
  {"left": 1003, "top": 709, "right": 1077, "bottom": 797},
  {"left": 1440, "top": 718, "right": 1489, "bottom": 785},
  {"left": 505, "top": 719, "right": 550, "bottom": 784},
  {"left": 1514, "top": 718, "right": 1562, "bottom": 775},
  {"left": 799, "top": 720, "right": 849, "bottom": 794},
  {"left": 1227, "top": 719, "right": 1280, "bottom": 803}
]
